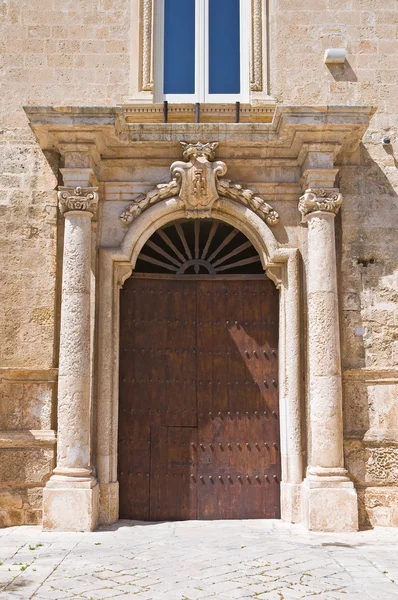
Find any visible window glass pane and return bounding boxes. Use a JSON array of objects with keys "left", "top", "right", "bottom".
[
  {"left": 164, "top": 0, "right": 195, "bottom": 94},
  {"left": 209, "top": 0, "right": 240, "bottom": 94}
]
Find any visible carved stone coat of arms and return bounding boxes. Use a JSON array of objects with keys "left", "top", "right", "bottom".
[
  {"left": 120, "top": 141, "right": 279, "bottom": 226},
  {"left": 171, "top": 142, "right": 227, "bottom": 218}
]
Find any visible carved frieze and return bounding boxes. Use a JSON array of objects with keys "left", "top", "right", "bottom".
[
  {"left": 298, "top": 188, "right": 343, "bottom": 218},
  {"left": 58, "top": 186, "right": 98, "bottom": 216},
  {"left": 120, "top": 142, "right": 279, "bottom": 225}
]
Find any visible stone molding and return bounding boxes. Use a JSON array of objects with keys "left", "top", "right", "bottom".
[
  {"left": 0, "top": 430, "right": 56, "bottom": 448},
  {"left": 0, "top": 368, "right": 58, "bottom": 382},
  {"left": 251, "top": 0, "right": 263, "bottom": 92},
  {"left": 58, "top": 186, "right": 98, "bottom": 216},
  {"left": 25, "top": 105, "right": 375, "bottom": 155},
  {"left": 141, "top": 0, "right": 154, "bottom": 92},
  {"left": 299, "top": 188, "right": 343, "bottom": 218},
  {"left": 99, "top": 199, "right": 302, "bottom": 525},
  {"left": 120, "top": 141, "right": 279, "bottom": 225}
]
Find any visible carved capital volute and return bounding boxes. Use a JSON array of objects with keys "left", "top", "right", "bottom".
[
  {"left": 58, "top": 186, "right": 98, "bottom": 217},
  {"left": 298, "top": 188, "right": 343, "bottom": 219}
]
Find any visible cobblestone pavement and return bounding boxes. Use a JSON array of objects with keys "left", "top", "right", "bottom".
[{"left": 0, "top": 521, "right": 398, "bottom": 600}]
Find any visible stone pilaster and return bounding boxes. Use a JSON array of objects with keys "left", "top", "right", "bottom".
[
  {"left": 300, "top": 185, "right": 358, "bottom": 532},
  {"left": 42, "top": 186, "right": 99, "bottom": 532}
]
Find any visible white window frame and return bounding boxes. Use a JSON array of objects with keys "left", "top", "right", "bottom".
[{"left": 154, "top": 0, "right": 250, "bottom": 104}]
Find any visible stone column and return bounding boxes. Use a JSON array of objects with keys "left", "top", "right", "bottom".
[
  {"left": 299, "top": 187, "right": 358, "bottom": 532},
  {"left": 43, "top": 186, "right": 99, "bottom": 531}
]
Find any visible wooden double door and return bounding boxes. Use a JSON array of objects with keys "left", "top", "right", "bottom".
[{"left": 118, "top": 276, "right": 280, "bottom": 520}]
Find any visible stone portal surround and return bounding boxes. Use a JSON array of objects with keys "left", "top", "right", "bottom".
[{"left": 42, "top": 148, "right": 357, "bottom": 532}]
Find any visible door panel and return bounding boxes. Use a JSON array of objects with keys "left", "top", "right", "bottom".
[
  {"left": 196, "top": 279, "right": 280, "bottom": 519},
  {"left": 118, "top": 278, "right": 197, "bottom": 519},
  {"left": 150, "top": 426, "right": 197, "bottom": 521},
  {"left": 119, "top": 276, "right": 280, "bottom": 521}
]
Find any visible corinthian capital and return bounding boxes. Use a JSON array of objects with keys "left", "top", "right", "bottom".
[
  {"left": 58, "top": 186, "right": 98, "bottom": 216},
  {"left": 299, "top": 188, "right": 342, "bottom": 218}
]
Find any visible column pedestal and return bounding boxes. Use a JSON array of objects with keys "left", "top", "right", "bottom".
[
  {"left": 302, "top": 483, "right": 358, "bottom": 532},
  {"left": 43, "top": 476, "right": 99, "bottom": 532}
]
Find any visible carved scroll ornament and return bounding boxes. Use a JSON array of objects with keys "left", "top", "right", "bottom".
[
  {"left": 120, "top": 142, "right": 279, "bottom": 226},
  {"left": 58, "top": 186, "right": 98, "bottom": 216},
  {"left": 299, "top": 188, "right": 343, "bottom": 218}
]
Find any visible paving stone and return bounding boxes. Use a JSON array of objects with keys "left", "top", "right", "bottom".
[{"left": 0, "top": 521, "right": 398, "bottom": 599}]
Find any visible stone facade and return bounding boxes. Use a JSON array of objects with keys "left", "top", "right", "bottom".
[{"left": 0, "top": 0, "right": 397, "bottom": 530}]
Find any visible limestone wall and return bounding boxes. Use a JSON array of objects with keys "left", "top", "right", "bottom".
[
  {"left": 0, "top": 0, "right": 397, "bottom": 527},
  {"left": 0, "top": 0, "right": 130, "bottom": 526},
  {"left": 270, "top": 0, "right": 398, "bottom": 526}
]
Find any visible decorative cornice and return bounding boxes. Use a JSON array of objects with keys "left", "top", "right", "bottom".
[
  {"left": 58, "top": 186, "right": 98, "bottom": 216},
  {"left": 250, "top": 0, "right": 263, "bottom": 92},
  {"left": 24, "top": 105, "right": 376, "bottom": 152},
  {"left": 120, "top": 142, "right": 279, "bottom": 225},
  {"left": 298, "top": 188, "right": 343, "bottom": 218}
]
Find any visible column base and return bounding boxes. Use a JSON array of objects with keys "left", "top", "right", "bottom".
[
  {"left": 302, "top": 477, "right": 358, "bottom": 532},
  {"left": 281, "top": 482, "right": 302, "bottom": 523},
  {"left": 98, "top": 482, "right": 119, "bottom": 525},
  {"left": 43, "top": 476, "right": 99, "bottom": 532}
]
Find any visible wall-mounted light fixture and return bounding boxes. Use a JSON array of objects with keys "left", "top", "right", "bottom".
[{"left": 324, "top": 49, "right": 346, "bottom": 64}]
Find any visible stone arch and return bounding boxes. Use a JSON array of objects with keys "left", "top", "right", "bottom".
[
  {"left": 96, "top": 196, "right": 302, "bottom": 527},
  {"left": 120, "top": 197, "right": 281, "bottom": 275}
]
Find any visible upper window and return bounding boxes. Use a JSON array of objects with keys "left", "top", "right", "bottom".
[{"left": 155, "top": 0, "right": 250, "bottom": 103}]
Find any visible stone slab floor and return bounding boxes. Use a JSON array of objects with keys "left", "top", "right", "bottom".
[{"left": 0, "top": 521, "right": 398, "bottom": 600}]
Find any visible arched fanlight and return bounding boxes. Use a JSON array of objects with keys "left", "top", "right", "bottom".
[{"left": 135, "top": 219, "right": 263, "bottom": 275}]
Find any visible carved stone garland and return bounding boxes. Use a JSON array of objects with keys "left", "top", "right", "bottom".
[{"left": 120, "top": 142, "right": 279, "bottom": 226}]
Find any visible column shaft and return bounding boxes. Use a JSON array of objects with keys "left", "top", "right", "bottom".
[
  {"left": 55, "top": 212, "right": 92, "bottom": 475},
  {"left": 306, "top": 212, "right": 344, "bottom": 470}
]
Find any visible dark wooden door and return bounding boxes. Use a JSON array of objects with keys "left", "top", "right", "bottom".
[{"left": 118, "top": 276, "right": 280, "bottom": 520}]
